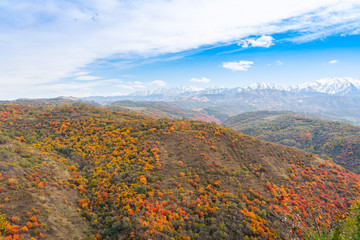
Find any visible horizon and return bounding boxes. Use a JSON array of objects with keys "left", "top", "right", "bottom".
[
  {"left": 1, "top": 1, "right": 360, "bottom": 99},
  {"left": 2, "top": 76, "right": 359, "bottom": 100}
]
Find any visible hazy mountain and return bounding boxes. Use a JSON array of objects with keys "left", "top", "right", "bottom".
[
  {"left": 16, "top": 77, "right": 360, "bottom": 125},
  {"left": 84, "top": 86, "right": 205, "bottom": 103},
  {"left": 110, "top": 100, "right": 222, "bottom": 123},
  {"left": 1, "top": 96, "right": 103, "bottom": 106},
  {"left": 161, "top": 89, "right": 360, "bottom": 125},
  {"left": 129, "top": 85, "right": 204, "bottom": 97},
  {"left": 84, "top": 77, "right": 360, "bottom": 103}
]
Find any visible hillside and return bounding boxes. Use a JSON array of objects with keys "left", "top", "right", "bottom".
[
  {"left": 109, "top": 90, "right": 360, "bottom": 125},
  {"left": 223, "top": 110, "right": 360, "bottom": 174},
  {"left": 110, "top": 100, "right": 221, "bottom": 123},
  {"left": 1, "top": 97, "right": 102, "bottom": 106},
  {"left": 0, "top": 104, "right": 360, "bottom": 239},
  {"left": 0, "top": 132, "right": 92, "bottom": 240}
]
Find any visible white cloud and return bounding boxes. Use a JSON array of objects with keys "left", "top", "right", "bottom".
[
  {"left": 75, "top": 75, "right": 101, "bottom": 81},
  {"left": 222, "top": 61, "right": 254, "bottom": 71},
  {"left": 116, "top": 84, "right": 136, "bottom": 90},
  {"left": 238, "top": 35, "right": 274, "bottom": 48},
  {"left": 132, "top": 81, "right": 147, "bottom": 88},
  {"left": 276, "top": 60, "right": 283, "bottom": 65},
  {"left": 329, "top": 60, "right": 338, "bottom": 64},
  {"left": 73, "top": 71, "right": 89, "bottom": 76},
  {"left": 151, "top": 80, "right": 167, "bottom": 86},
  {"left": 30, "top": 79, "right": 117, "bottom": 98},
  {"left": 0, "top": 0, "right": 360, "bottom": 98},
  {"left": 189, "top": 77, "right": 211, "bottom": 83}
]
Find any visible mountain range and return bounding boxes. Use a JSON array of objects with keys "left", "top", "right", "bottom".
[
  {"left": 5, "top": 77, "right": 360, "bottom": 125},
  {"left": 101, "top": 78, "right": 360, "bottom": 125},
  {"left": 84, "top": 77, "right": 360, "bottom": 102}
]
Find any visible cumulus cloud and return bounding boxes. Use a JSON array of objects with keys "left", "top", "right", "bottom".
[
  {"left": 276, "top": 60, "right": 283, "bottom": 65},
  {"left": 222, "top": 61, "right": 254, "bottom": 71},
  {"left": 329, "top": 60, "right": 338, "bottom": 64},
  {"left": 189, "top": 77, "right": 211, "bottom": 83},
  {"left": 238, "top": 35, "right": 274, "bottom": 48}
]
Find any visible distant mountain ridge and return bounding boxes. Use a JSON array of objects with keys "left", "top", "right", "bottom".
[
  {"left": 5, "top": 77, "right": 360, "bottom": 126},
  {"left": 297, "top": 77, "right": 360, "bottom": 96},
  {"left": 80, "top": 77, "right": 360, "bottom": 125},
  {"left": 84, "top": 77, "right": 360, "bottom": 102},
  {"left": 129, "top": 85, "right": 204, "bottom": 97}
]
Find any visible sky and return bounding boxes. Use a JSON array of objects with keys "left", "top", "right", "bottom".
[{"left": 1, "top": 0, "right": 360, "bottom": 99}]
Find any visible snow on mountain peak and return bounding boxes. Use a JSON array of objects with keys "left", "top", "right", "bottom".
[
  {"left": 298, "top": 77, "right": 360, "bottom": 95},
  {"left": 129, "top": 86, "right": 203, "bottom": 97},
  {"left": 246, "top": 82, "right": 292, "bottom": 91},
  {"left": 126, "top": 77, "right": 360, "bottom": 98}
]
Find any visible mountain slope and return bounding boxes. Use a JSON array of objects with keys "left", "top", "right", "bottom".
[
  {"left": 223, "top": 110, "right": 360, "bottom": 173},
  {"left": 0, "top": 104, "right": 360, "bottom": 239},
  {"left": 166, "top": 89, "right": 360, "bottom": 124},
  {"left": 0, "top": 132, "right": 92, "bottom": 240},
  {"left": 110, "top": 100, "right": 221, "bottom": 123},
  {"left": 8, "top": 96, "right": 103, "bottom": 106}
]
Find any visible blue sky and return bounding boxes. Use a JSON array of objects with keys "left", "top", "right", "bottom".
[{"left": 1, "top": 0, "right": 360, "bottom": 99}]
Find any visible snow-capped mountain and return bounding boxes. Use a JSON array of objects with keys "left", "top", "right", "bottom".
[
  {"left": 297, "top": 77, "right": 360, "bottom": 96},
  {"left": 83, "top": 77, "right": 360, "bottom": 103},
  {"left": 129, "top": 86, "right": 203, "bottom": 97},
  {"left": 195, "top": 86, "right": 227, "bottom": 95},
  {"left": 241, "top": 78, "right": 360, "bottom": 95},
  {"left": 245, "top": 82, "right": 292, "bottom": 91}
]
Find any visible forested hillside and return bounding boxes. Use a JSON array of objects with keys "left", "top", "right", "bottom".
[
  {"left": 223, "top": 110, "right": 360, "bottom": 174},
  {"left": 0, "top": 132, "right": 92, "bottom": 240},
  {"left": 0, "top": 104, "right": 359, "bottom": 239}
]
